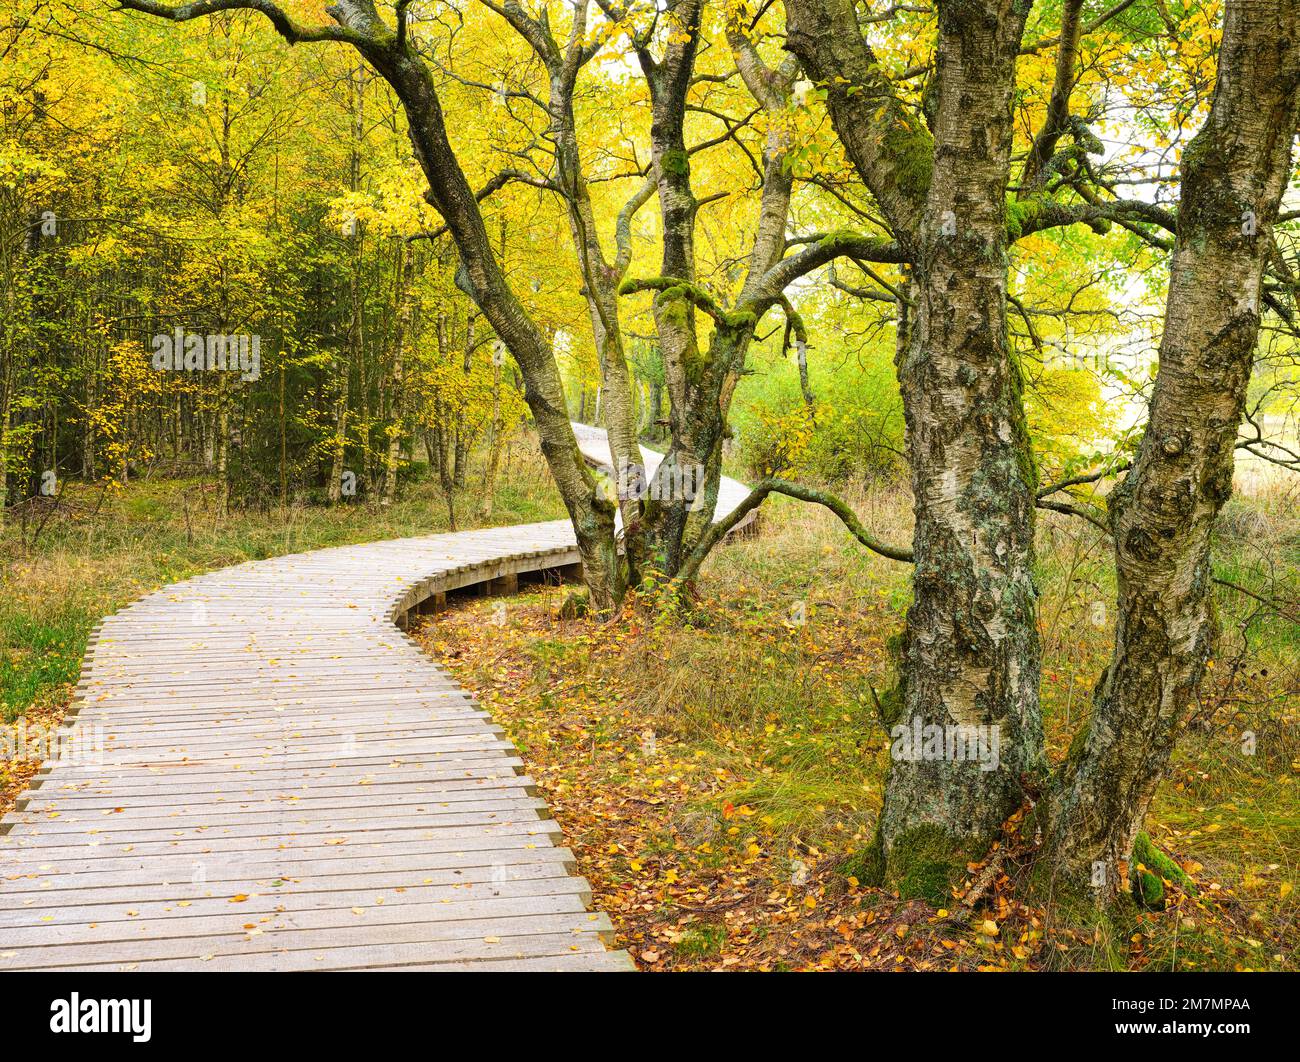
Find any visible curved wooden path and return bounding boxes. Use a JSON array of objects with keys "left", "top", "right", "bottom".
[{"left": 0, "top": 428, "right": 749, "bottom": 971}]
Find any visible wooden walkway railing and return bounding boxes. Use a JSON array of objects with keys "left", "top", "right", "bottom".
[{"left": 0, "top": 427, "right": 749, "bottom": 971}]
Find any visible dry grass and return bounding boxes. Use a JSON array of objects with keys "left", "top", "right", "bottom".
[
  {"left": 421, "top": 482, "right": 1299, "bottom": 970},
  {"left": 3, "top": 443, "right": 1295, "bottom": 969}
]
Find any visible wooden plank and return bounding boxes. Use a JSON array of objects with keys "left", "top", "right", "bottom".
[
  {"left": 0, "top": 911, "right": 613, "bottom": 970},
  {"left": 0, "top": 875, "right": 596, "bottom": 932},
  {"left": 0, "top": 844, "right": 574, "bottom": 893},
  {"left": 11, "top": 930, "right": 617, "bottom": 972},
  {"left": 0, "top": 821, "right": 562, "bottom": 868},
  {"left": 0, "top": 426, "right": 749, "bottom": 970}
]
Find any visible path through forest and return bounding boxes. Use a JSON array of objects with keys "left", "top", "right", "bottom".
[{"left": 0, "top": 426, "right": 744, "bottom": 971}]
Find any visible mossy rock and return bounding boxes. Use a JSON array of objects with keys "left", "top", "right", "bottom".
[
  {"left": 556, "top": 591, "right": 590, "bottom": 620},
  {"left": 1132, "top": 831, "right": 1194, "bottom": 910},
  {"left": 838, "top": 832, "right": 885, "bottom": 887}
]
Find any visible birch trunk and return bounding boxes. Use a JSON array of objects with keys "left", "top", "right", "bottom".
[
  {"left": 478, "top": 360, "right": 505, "bottom": 518},
  {"left": 1041, "top": 0, "right": 1300, "bottom": 907},
  {"left": 788, "top": 0, "right": 1041, "bottom": 897},
  {"left": 366, "top": 35, "right": 622, "bottom": 610}
]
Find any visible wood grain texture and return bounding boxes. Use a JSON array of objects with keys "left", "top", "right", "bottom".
[{"left": 0, "top": 425, "right": 745, "bottom": 971}]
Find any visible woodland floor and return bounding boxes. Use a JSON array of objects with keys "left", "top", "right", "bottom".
[
  {"left": 416, "top": 489, "right": 1300, "bottom": 972},
  {"left": 2, "top": 459, "right": 1296, "bottom": 972}
]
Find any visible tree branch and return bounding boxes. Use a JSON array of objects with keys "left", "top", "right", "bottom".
[
  {"left": 1020, "top": 0, "right": 1085, "bottom": 191},
  {"left": 673, "top": 477, "right": 915, "bottom": 585},
  {"left": 613, "top": 171, "right": 658, "bottom": 277},
  {"left": 752, "top": 232, "right": 906, "bottom": 304},
  {"left": 617, "top": 276, "right": 734, "bottom": 326},
  {"left": 1036, "top": 461, "right": 1132, "bottom": 498},
  {"left": 113, "top": 0, "right": 372, "bottom": 45},
  {"left": 407, "top": 168, "right": 558, "bottom": 242}
]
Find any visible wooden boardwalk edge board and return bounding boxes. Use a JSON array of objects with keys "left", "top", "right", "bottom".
[{"left": 0, "top": 425, "right": 746, "bottom": 972}]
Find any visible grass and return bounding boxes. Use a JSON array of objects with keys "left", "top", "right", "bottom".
[
  {"left": 418, "top": 479, "right": 1300, "bottom": 971},
  {"left": 3, "top": 436, "right": 1295, "bottom": 970}
]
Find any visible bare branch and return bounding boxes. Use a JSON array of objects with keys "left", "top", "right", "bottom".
[
  {"left": 674, "top": 477, "right": 916, "bottom": 586},
  {"left": 613, "top": 171, "right": 657, "bottom": 277}
]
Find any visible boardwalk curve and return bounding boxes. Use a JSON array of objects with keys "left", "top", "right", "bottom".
[{"left": 0, "top": 428, "right": 749, "bottom": 971}]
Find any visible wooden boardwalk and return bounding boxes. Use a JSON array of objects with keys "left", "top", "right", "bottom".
[{"left": 0, "top": 428, "right": 748, "bottom": 971}]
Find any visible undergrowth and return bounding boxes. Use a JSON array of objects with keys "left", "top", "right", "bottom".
[{"left": 420, "top": 484, "right": 1299, "bottom": 971}]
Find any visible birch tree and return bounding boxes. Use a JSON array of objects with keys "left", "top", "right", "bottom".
[
  {"left": 1041, "top": 0, "right": 1300, "bottom": 909},
  {"left": 786, "top": 0, "right": 1300, "bottom": 910}
]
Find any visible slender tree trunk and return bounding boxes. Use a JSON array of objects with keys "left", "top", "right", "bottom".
[
  {"left": 0, "top": 405, "right": 8, "bottom": 535},
  {"left": 327, "top": 351, "right": 350, "bottom": 502},
  {"left": 212, "top": 84, "right": 234, "bottom": 516},
  {"left": 330, "top": 65, "right": 364, "bottom": 505},
  {"left": 382, "top": 242, "right": 414, "bottom": 507},
  {"left": 648, "top": 380, "right": 663, "bottom": 441},
  {"left": 365, "top": 40, "right": 621, "bottom": 610},
  {"left": 279, "top": 339, "right": 287, "bottom": 506},
  {"left": 1041, "top": 0, "right": 1300, "bottom": 907},
  {"left": 478, "top": 359, "right": 505, "bottom": 518},
  {"left": 453, "top": 415, "right": 467, "bottom": 489},
  {"left": 432, "top": 395, "right": 456, "bottom": 530},
  {"left": 794, "top": 335, "right": 815, "bottom": 423},
  {"left": 214, "top": 372, "right": 229, "bottom": 512},
  {"left": 0, "top": 250, "right": 11, "bottom": 533}
]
